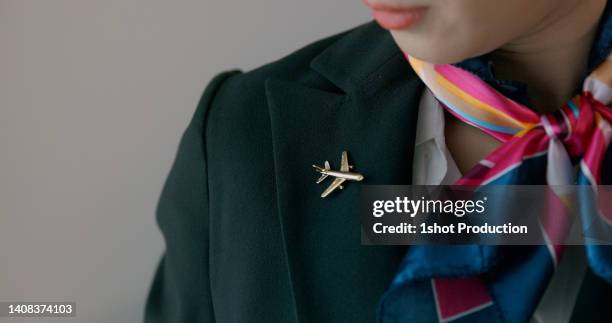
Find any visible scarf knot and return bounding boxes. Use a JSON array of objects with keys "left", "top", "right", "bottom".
[{"left": 537, "top": 92, "right": 608, "bottom": 160}]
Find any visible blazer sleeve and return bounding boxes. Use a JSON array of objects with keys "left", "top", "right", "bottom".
[{"left": 144, "top": 70, "right": 241, "bottom": 323}]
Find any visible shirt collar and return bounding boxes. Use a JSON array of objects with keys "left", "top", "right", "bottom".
[
  {"left": 414, "top": 89, "right": 460, "bottom": 185},
  {"left": 415, "top": 89, "right": 445, "bottom": 146}
]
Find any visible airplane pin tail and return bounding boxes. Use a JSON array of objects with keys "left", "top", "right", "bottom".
[
  {"left": 313, "top": 161, "right": 331, "bottom": 184},
  {"left": 316, "top": 173, "right": 328, "bottom": 184}
]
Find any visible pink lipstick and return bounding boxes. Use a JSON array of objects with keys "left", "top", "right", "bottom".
[{"left": 364, "top": 1, "right": 428, "bottom": 30}]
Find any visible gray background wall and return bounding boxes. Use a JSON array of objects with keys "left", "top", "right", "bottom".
[{"left": 0, "top": 1, "right": 370, "bottom": 322}]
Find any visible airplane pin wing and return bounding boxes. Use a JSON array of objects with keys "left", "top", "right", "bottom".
[
  {"left": 320, "top": 177, "right": 346, "bottom": 198},
  {"left": 340, "top": 151, "right": 349, "bottom": 172}
]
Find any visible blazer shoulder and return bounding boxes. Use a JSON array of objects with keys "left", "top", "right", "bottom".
[
  {"left": 208, "top": 22, "right": 362, "bottom": 110},
  {"left": 201, "top": 22, "right": 373, "bottom": 145}
]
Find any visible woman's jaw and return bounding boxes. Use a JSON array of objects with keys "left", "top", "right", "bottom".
[{"left": 362, "top": 0, "right": 602, "bottom": 65}]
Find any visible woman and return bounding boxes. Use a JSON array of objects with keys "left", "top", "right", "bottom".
[{"left": 145, "top": 0, "right": 612, "bottom": 322}]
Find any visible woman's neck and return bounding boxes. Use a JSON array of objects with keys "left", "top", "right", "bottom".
[{"left": 490, "top": 0, "right": 607, "bottom": 114}]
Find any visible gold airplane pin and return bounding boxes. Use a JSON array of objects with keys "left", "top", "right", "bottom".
[{"left": 312, "top": 150, "right": 364, "bottom": 198}]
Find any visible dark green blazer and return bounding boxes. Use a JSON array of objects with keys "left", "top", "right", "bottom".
[{"left": 144, "top": 21, "right": 611, "bottom": 323}]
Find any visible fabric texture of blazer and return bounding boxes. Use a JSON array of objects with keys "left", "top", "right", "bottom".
[{"left": 144, "top": 21, "right": 612, "bottom": 323}]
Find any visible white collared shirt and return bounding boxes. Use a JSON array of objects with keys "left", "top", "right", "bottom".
[{"left": 412, "top": 89, "right": 587, "bottom": 323}]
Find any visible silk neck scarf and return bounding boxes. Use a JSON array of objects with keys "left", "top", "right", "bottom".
[{"left": 377, "top": 50, "right": 612, "bottom": 322}]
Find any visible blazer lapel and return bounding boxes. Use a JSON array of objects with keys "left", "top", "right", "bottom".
[{"left": 265, "top": 22, "right": 424, "bottom": 322}]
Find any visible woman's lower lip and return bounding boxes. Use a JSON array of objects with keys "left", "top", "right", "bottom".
[{"left": 372, "top": 7, "right": 427, "bottom": 30}]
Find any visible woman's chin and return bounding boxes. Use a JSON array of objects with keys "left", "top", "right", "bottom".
[{"left": 390, "top": 31, "right": 484, "bottom": 65}]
